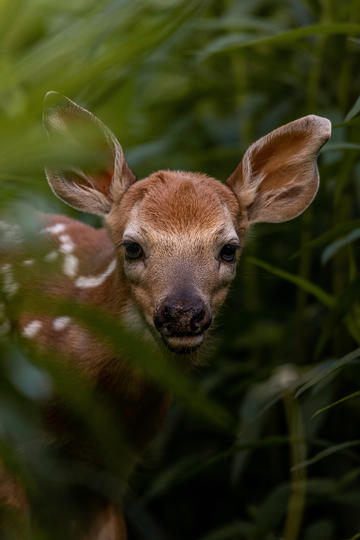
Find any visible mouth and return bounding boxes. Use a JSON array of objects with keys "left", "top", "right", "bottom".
[{"left": 162, "top": 334, "right": 204, "bottom": 353}]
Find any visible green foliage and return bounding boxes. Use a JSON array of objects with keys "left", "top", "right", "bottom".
[{"left": 0, "top": 0, "right": 360, "bottom": 538}]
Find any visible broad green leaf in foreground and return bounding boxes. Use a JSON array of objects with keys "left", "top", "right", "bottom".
[{"left": 18, "top": 295, "right": 235, "bottom": 434}]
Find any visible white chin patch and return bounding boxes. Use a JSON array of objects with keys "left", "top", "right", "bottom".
[{"left": 165, "top": 334, "right": 204, "bottom": 351}]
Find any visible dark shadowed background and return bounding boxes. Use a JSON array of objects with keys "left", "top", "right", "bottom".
[{"left": 0, "top": 0, "right": 360, "bottom": 538}]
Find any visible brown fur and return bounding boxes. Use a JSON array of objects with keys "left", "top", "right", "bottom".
[{"left": 0, "top": 94, "right": 331, "bottom": 539}]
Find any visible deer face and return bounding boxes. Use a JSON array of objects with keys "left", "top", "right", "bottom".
[
  {"left": 44, "top": 93, "right": 331, "bottom": 354},
  {"left": 106, "top": 171, "right": 243, "bottom": 352}
]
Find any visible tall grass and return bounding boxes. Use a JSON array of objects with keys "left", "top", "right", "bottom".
[{"left": 0, "top": 0, "right": 360, "bottom": 538}]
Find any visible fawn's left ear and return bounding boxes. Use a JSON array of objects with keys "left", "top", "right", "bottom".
[
  {"left": 226, "top": 115, "right": 331, "bottom": 223},
  {"left": 43, "top": 92, "right": 136, "bottom": 215}
]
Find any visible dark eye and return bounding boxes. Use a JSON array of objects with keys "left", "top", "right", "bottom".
[
  {"left": 220, "top": 244, "right": 238, "bottom": 263},
  {"left": 123, "top": 241, "right": 143, "bottom": 260}
]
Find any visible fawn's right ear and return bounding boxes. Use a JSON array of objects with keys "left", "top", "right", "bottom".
[
  {"left": 226, "top": 115, "right": 331, "bottom": 224},
  {"left": 43, "top": 92, "right": 136, "bottom": 216}
]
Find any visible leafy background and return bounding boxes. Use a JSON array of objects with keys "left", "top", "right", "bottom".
[{"left": 1, "top": 0, "right": 360, "bottom": 538}]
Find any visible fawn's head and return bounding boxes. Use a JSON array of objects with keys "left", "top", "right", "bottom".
[{"left": 44, "top": 93, "right": 331, "bottom": 353}]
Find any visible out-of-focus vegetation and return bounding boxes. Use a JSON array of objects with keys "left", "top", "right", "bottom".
[{"left": 1, "top": 0, "right": 360, "bottom": 538}]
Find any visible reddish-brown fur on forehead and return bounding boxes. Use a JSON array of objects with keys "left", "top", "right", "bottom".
[{"left": 112, "top": 170, "right": 241, "bottom": 235}]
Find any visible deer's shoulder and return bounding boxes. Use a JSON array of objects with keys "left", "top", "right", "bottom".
[{"left": 42, "top": 214, "right": 114, "bottom": 258}]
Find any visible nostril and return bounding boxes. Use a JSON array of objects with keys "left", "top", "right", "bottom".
[
  {"left": 154, "top": 311, "right": 163, "bottom": 331},
  {"left": 191, "top": 308, "right": 205, "bottom": 324},
  {"left": 154, "top": 303, "right": 175, "bottom": 331},
  {"left": 163, "top": 304, "right": 172, "bottom": 320},
  {"left": 190, "top": 307, "right": 211, "bottom": 333}
]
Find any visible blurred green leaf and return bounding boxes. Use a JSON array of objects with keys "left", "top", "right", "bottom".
[
  {"left": 312, "top": 390, "right": 360, "bottom": 418},
  {"left": 304, "top": 520, "right": 333, "bottom": 540},
  {"left": 246, "top": 256, "right": 335, "bottom": 308},
  {"left": 18, "top": 294, "right": 235, "bottom": 434},
  {"left": 198, "top": 520, "right": 253, "bottom": 540},
  {"left": 345, "top": 95, "right": 360, "bottom": 123},
  {"left": 200, "top": 15, "right": 284, "bottom": 33},
  {"left": 291, "top": 440, "right": 360, "bottom": 471},
  {"left": 321, "top": 229, "right": 360, "bottom": 265},
  {"left": 252, "top": 484, "right": 290, "bottom": 537},
  {"left": 322, "top": 142, "right": 360, "bottom": 152},
  {"left": 199, "top": 23, "right": 360, "bottom": 59},
  {"left": 296, "top": 348, "right": 360, "bottom": 397},
  {"left": 292, "top": 220, "right": 360, "bottom": 258},
  {"left": 143, "top": 454, "right": 206, "bottom": 501},
  {"left": 332, "top": 491, "right": 360, "bottom": 507}
]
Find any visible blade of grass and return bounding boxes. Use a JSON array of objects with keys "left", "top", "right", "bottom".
[
  {"left": 292, "top": 220, "right": 360, "bottom": 258},
  {"left": 312, "top": 391, "right": 360, "bottom": 419},
  {"left": 295, "top": 348, "right": 360, "bottom": 397},
  {"left": 345, "top": 95, "right": 360, "bottom": 122},
  {"left": 246, "top": 256, "right": 335, "bottom": 308},
  {"left": 291, "top": 440, "right": 360, "bottom": 471},
  {"left": 199, "top": 23, "right": 360, "bottom": 59}
]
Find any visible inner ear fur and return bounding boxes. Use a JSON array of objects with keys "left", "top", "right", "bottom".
[
  {"left": 226, "top": 115, "right": 331, "bottom": 224},
  {"left": 43, "top": 92, "right": 135, "bottom": 216}
]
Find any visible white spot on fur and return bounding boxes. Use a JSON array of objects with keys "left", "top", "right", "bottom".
[
  {"left": 53, "top": 316, "right": 71, "bottom": 331},
  {"left": 75, "top": 259, "right": 116, "bottom": 289},
  {"left": 42, "top": 224, "right": 78, "bottom": 275},
  {"left": 59, "top": 234, "right": 74, "bottom": 254},
  {"left": 1, "top": 264, "right": 19, "bottom": 296},
  {"left": 42, "top": 223, "right": 66, "bottom": 235},
  {"left": 53, "top": 232, "right": 79, "bottom": 278},
  {"left": 23, "top": 259, "right": 34, "bottom": 266},
  {"left": 63, "top": 253, "right": 79, "bottom": 278},
  {"left": 44, "top": 250, "right": 58, "bottom": 262},
  {"left": 22, "top": 320, "right": 42, "bottom": 338}
]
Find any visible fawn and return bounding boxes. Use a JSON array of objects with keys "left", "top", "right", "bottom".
[{"left": 0, "top": 92, "right": 331, "bottom": 539}]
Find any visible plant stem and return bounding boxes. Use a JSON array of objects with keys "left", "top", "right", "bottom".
[{"left": 282, "top": 391, "right": 307, "bottom": 540}]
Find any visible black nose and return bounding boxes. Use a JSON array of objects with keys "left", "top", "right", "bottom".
[{"left": 154, "top": 296, "right": 212, "bottom": 337}]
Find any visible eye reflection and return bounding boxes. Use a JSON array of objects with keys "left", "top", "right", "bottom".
[{"left": 219, "top": 244, "right": 239, "bottom": 263}]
